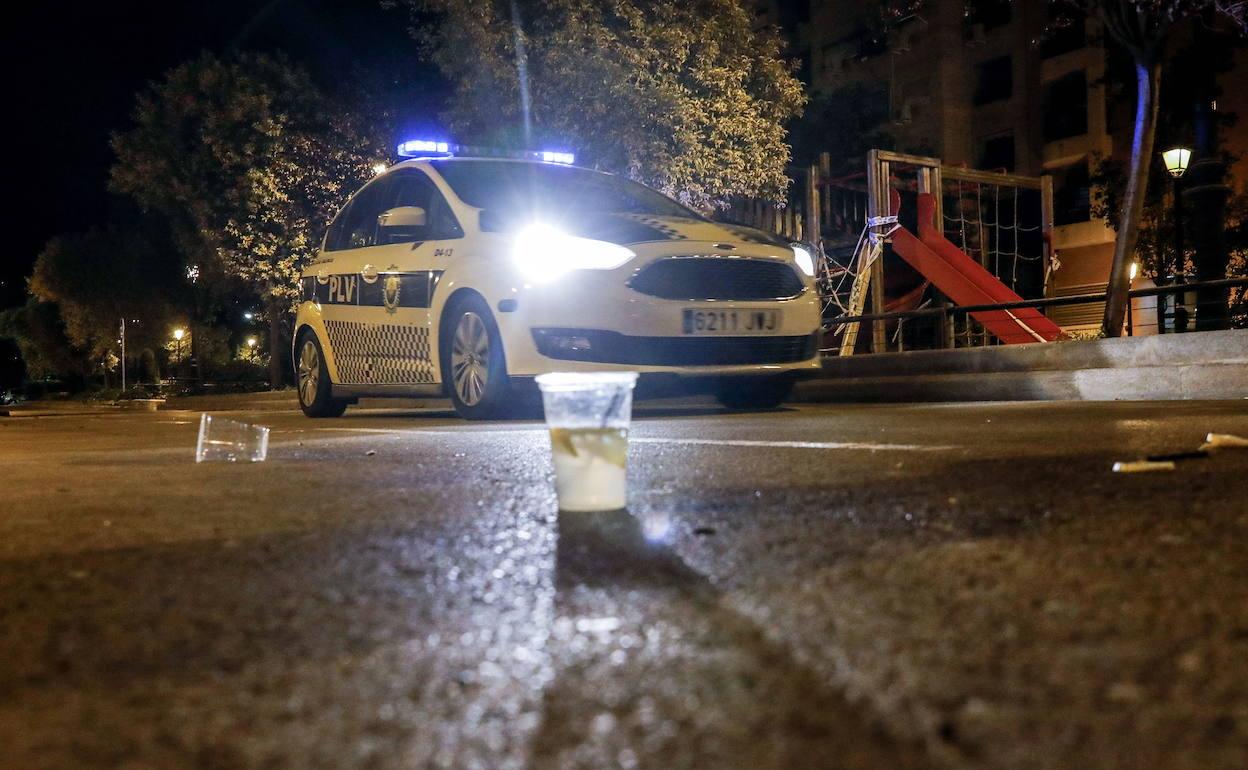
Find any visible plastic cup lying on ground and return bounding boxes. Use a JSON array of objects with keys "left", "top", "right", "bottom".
[
  {"left": 536, "top": 372, "right": 639, "bottom": 511},
  {"left": 195, "top": 413, "right": 270, "bottom": 463}
]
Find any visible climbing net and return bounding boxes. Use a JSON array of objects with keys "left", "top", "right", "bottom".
[
  {"left": 818, "top": 215, "right": 901, "bottom": 353},
  {"left": 818, "top": 216, "right": 899, "bottom": 315},
  {"left": 940, "top": 179, "right": 1047, "bottom": 296}
]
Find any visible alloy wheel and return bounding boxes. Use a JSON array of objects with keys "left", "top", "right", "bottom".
[
  {"left": 450, "top": 311, "right": 490, "bottom": 406},
  {"left": 297, "top": 339, "right": 319, "bottom": 406}
]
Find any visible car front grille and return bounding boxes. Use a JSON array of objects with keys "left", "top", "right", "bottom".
[
  {"left": 628, "top": 258, "right": 805, "bottom": 301},
  {"left": 532, "top": 329, "right": 818, "bottom": 366}
]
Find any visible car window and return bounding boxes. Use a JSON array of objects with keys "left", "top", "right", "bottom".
[
  {"left": 323, "top": 201, "right": 350, "bottom": 251},
  {"left": 383, "top": 169, "right": 463, "bottom": 243},
  {"left": 380, "top": 171, "right": 434, "bottom": 245},
  {"left": 428, "top": 192, "right": 464, "bottom": 240},
  {"left": 335, "top": 177, "right": 394, "bottom": 250}
]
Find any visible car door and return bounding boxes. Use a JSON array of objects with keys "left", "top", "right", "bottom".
[
  {"left": 313, "top": 175, "right": 393, "bottom": 386},
  {"left": 354, "top": 168, "right": 463, "bottom": 387}
]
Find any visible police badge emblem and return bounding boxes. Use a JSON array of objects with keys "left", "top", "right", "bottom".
[{"left": 382, "top": 266, "right": 401, "bottom": 314}]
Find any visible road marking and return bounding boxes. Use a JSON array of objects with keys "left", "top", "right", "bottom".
[
  {"left": 630, "top": 437, "right": 954, "bottom": 451},
  {"left": 303, "top": 427, "right": 952, "bottom": 452},
  {"left": 312, "top": 427, "right": 417, "bottom": 434}
]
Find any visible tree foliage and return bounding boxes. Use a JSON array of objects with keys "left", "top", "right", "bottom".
[
  {"left": 110, "top": 53, "right": 383, "bottom": 385},
  {"left": 27, "top": 223, "right": 185, "bottom": 362},
  {"left": 397, "top": 0, "right": 807, "bottom": 207},
  {"left": 0, "top": 300, "right": 90, "bottom": 382},
  {"left": 789, "top": 84, "right": 896, "bottom": 174}
]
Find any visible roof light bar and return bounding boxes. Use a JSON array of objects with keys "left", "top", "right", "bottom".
[
  {"left": 395, "top": 138, "right": 575, "bottom": 165},
  {"left": 396, "top": 139, "right": 452, "bottom": 158}
]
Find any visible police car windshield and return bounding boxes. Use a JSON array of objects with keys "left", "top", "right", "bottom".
[{"left": 431, "top": 160, "right": 700, "bottom": 219}]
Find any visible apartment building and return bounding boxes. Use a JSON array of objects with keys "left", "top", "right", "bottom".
[{"left": 797, "top": 0, "right": 1118, "bottom": 332}]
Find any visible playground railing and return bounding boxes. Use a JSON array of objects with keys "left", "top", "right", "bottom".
[{"left": 821, "top": 277, "right": 1248, "bottom": 355}]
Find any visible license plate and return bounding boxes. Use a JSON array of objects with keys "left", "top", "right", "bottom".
[{"left": 682, "top": 308, "right": 781, "bottom": 335}]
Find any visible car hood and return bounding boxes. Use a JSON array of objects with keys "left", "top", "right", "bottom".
[{"left": 538, "top": 213, "right": 794, "bottom": 250}]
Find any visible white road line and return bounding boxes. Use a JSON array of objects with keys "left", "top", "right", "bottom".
[
  {"left": 630, "top": 437, "right": 954, "bottom": 451},
  {"left": 311, "top": 427, "right": 417, "bottom": 434},
  {"left": 302, "top": 427, "right": 952, "bottom": 452}
]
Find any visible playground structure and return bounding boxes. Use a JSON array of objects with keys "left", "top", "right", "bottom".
[{"left": 723, "top": 150, "right": 1067, "bottom": 354}]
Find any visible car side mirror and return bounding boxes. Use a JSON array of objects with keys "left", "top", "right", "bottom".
[{"left": 378, "top": 206, "right": 427, "bottom": 229}]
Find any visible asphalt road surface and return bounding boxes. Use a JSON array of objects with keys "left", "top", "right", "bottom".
[{"left": 2, "top": 396, "right": 1247, "bottom": 770}]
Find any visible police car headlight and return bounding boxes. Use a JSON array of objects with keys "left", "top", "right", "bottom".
[
  {"left": 513, "top": 223, "right": 635, "bottom": 282},
  {"left": 792, "top": 244, "right": 816, "bottom": 278}
]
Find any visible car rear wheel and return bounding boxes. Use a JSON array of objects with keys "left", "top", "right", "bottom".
[
  {"left": 296, "top": 332, "right": 348, "bottom": 418},
  {"left": 442, "top": 295, "right": 513, "bottom": 420},
  {"left": 715, "top": 375, "right": 795, "bottom": 411}
]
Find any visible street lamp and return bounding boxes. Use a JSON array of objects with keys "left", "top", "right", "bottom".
[
  {"left": 1160, "top": 146, "right": 1192, "bottom": 331},
  {"left": 1162, "top": 147, "right": 1191, "bottom": 178},
  {"left": 246, "top": 337, "right": 257, "bottom": 349},
  {"left": 172, "top": 328, "right": 185, "bottom": 369}
]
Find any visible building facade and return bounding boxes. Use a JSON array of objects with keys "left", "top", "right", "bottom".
[{"left": 793, "top": 0, "right": 1117, "bottom": 332}]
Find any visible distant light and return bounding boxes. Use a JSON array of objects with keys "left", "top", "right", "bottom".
[
  {"left": 1129, "top": 262, "right": 1139, "bottom": 280},
  {"left": 371, "top": 162, "right": 388, "bottom": 176},
  {"left": 186, "top": 264, "right": 200, "bottom": 282},
  {"left": 1162, "top": 147, "right": 1191, "bottom": 178},
  {"left": 539, "top": 150, "right": 575, "bottom": 165},
  {"left": 397, "top": 139, "right": 452, "bottom": 158},
  {"left": 173, "top": 328, "right": 185, "bottom": 341},
  {"left": 243, "top": 312, "right": 254, "bottom": 321},
  {"left": 246, "top": 337, "right": 257, "bottom": 348}
]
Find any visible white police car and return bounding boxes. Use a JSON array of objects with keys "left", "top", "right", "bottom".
[{"left": 294, "top": 143, "right": 821, "bottom": 419}]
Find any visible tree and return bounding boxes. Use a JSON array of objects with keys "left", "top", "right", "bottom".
[
  {"left": 111, "top": 53, "right": 382, "bottom": 388},
  {"left": 1056, "top": 0, "right": 1245, "bottom": 336},
  {"left": 26, "top": 221, "right": 185, "bottom": 374},
  {"left": 789, "top": 83, "right": 896, "bottom": 174},
  {"left": 0, "top": 300, "right": 91, "bottom": 385},
  {"left": 397, "top": 0, "right": 807, "bottom": 208}
]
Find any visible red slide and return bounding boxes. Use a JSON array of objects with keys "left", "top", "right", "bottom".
[{"left": 887, "top": 191, "right": 1064, "bottom": 344}]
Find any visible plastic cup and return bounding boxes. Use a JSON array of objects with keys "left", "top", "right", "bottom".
[
  {"left": 195, "top": 413, "right": 270, "bottom": 463},
  {"left": 536, "top": 372, "right": 639, "bottom": 511}
]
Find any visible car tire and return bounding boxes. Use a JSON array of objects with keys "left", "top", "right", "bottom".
[
  {"left": 715, "top": 375, "right": 795, "bottom": 411},
  {"left": 296, "top": 331, "right": 348, "bottom": 418},
  {"left": 441, "top": 295, "right": 512, "bottom": 420}
]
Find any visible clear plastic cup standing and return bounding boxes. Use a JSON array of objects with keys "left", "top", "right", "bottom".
[
  {"left": 195, "top": 413, "right": 270, "bottom": 463},
  {"left": 536, "top": 372, "right": 639, "bottom": 511}
]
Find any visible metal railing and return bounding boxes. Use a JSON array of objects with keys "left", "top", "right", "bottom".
[{"left": 822, "top": 277, "right": 1248, "bottom": 354}]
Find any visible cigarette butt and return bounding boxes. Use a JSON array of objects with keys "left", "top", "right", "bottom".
[
  {"left": 1112, "top": 460, "right": 1176, "bottom": 473},
  {"left": 1201, "top": 433, "right": 1248, "bottom": 450}
]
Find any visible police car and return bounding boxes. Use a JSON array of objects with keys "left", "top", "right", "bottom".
[{"left": 293, "top": 142, "right": 822, "bottom": 419}]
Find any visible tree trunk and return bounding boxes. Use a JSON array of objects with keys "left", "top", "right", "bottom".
[
  {"left": 267, "top": 298, "right": 285, "bottom": 390},
  {"left": 1102, "top": 59, "right": 1161, "bottom": 337}
]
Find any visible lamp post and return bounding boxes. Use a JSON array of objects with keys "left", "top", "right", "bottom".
[
  {"left": 1126, "top": 262, "right": 1139, "bottom": 336},
  {"left": 1161, "top": 146, "right": 1191, "bottom": 332}
]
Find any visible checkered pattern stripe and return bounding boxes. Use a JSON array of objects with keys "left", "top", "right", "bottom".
[
  {"left": 622, "top": 214, "right": 690, "bottom": 240},
  {"left": 324, "top": 320, "right": 435, "bottom": 385}
]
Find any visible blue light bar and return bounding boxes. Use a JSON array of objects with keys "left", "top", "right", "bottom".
[
  {"left": 395, "top": 138, "right": 576, "bottom": 165},
  {"left": 397, "top": 139, "right": 452, "bottom": 158},
  {"left": 539, "top": 150, "right": 575, "bottom": 165}
]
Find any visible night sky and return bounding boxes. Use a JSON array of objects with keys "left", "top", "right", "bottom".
[{"left": 2, "top": 0, "right": 433, "bottom": 311}]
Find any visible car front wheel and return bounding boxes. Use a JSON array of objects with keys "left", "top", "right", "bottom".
[
  {"left": 442, "top": 295, "right": 513, "bottom": 420},
  {"left": 296, "top": 332, "right": 348, "bottom": 418}
]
